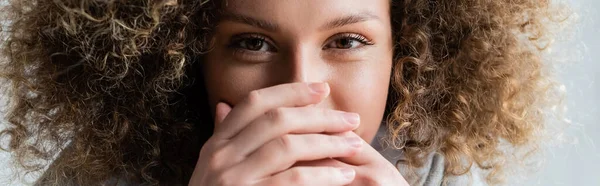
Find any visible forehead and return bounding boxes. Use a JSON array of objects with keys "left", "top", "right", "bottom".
[
  {"left": 223, "top": 0, "right": 389, "bottom": 11},
  {"left": 221, "top": 0, "right": 391, "bottom": 28}
]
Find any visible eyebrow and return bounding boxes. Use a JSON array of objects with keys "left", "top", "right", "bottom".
[
  {"left": 320, "top": 12, "right": 380, "bottom": 31},
  {"left": 220, "top": 12, "right": 380, "bottom": 32},
  {"left": 221, "top": 13, "right": 280, "bottom": 32}
]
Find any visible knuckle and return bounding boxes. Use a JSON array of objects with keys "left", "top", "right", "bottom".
[
  {"left": 207, "top": 158, "right": 221, "bottom": 172},
  {"left": 289, "top": 168, "right": 308, "bottom": 184},
  {"left": 215, "top": 171, "right": 236, "bottom": 186},
  {"left": 199, "top": 142, "right": 216, "bottom": 157},
  {"left": 212, "top": 146, "right": 228, "bottom": 159},
  {"left": 208, "top": 150, "right": 226, "bottom": 170},
  {"left": 276, "top": 135, "right": 293, "bottom": 153},
  {"left": 245, "top": 90, "right": 262, "bottom": 106},
  {"left": 265, "top": 108, "right": 287, "bottom": 124},
  {"left": 257, "top": 136, "right": 292, "bottom": 165},
  {"left": 216, "top": 169, "right": 253, "bottom": 186}
]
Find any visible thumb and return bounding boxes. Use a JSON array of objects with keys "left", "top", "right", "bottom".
[{"left": 214, "top": 102, "right": 232, "bottom": 125}]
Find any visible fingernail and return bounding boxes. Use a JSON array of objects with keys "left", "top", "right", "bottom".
[
  {"left": 346, "top": 136, "right": 363, "bottom": 148},
  {"left": 339, "top": 168, "right": 355, "bottom": 180},
  {"left": 342, "top": 112, "right": 359, "bottom": 126},
  {"left": 308, "top": 82, "right": 328, "bottom": 94}
]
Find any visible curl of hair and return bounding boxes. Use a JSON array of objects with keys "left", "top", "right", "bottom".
[
  {"left": 386, "top": 0, "right": 564, "bottom": 184},
  {"left": 1, "top": 0, "right": 218, "bottom": 185},
  {"left": 0, "top": 0, "right": 564, "bottom": 185}
]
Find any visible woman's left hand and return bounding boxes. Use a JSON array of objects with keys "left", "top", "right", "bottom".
[{"left": 296, "top": 134, "right": 410, "bottom": 186}]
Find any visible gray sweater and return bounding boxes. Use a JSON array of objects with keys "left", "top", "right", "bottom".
[{"left": 371, "top": 127, "right": 486, "bottom": 186}]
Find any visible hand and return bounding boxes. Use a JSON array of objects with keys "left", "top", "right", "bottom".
[
  {"left": 188, "top": 82, "right": 364, "bottom": 186},
  {"left": 343, "top": 140, "right": 410, "bottom": 186},
  {"left": 295, "top": 136, "right": 410, "bottom": 186}
]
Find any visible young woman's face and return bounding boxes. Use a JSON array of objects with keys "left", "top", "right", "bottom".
[{"left": 203, "top": 0, "right": 393, "bottom": 143}]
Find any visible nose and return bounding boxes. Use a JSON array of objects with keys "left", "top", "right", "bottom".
[
  {"left": 282, "top": 45, "right": 327, "bottom": 83},
  {"left": 270, "top": 44, "right": 333, "bottom": 108},
  {"left": 281, "top": 45, "right": 332, "bottom": 108}
]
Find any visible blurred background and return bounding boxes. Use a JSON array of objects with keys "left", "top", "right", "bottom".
[
  {"left": 522, "top": 0, "right": 600, "bottom": 185},
  {"left": 0, "top": 0, "right": 598, "bottom": 185}
]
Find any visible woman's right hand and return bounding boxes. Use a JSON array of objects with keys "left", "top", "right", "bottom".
[{"left": 188, "top": 82, "right": 363, "bottom": 186}]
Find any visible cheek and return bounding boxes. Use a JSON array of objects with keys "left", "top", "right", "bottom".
[
  {"left": 203, "top": 51, "right": 273, "bottom": 112},
  {"left": 328, "top": 60, "right": 392, "bottom": 143}
]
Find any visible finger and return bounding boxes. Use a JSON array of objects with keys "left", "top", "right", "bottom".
[
  {"left": 214, "top": 82, "right": 330, "bottom": 139},
  {"left": 214, "top": 102, "right": 232, "bottom": 125},
  {"left": 232, "top": 132, "right": 363, "bottom": 179},
  {"left": 227, "top": 107, "right": 360, "bottom": 158},
  {"left": 336, "top": 133, "right": 383, "bottom": 166},
  {"left": 257, "top": 166, "right": 355, "bottom": 186}
]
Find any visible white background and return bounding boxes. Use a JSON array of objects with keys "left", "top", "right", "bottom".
[{"left": 0, "top": 0, "right": 598, "bottom": 185}]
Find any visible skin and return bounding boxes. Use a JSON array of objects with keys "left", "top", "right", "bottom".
[{"left": 189, "top": 0, "right": 408, "bottom": 185}]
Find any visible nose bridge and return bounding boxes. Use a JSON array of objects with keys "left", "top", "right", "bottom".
[
  {"left": 283, "top": 42, "right": 331, "bottom": 109},
  {"left": 288, "top": 44, "right": 319, "bottom": 83}
]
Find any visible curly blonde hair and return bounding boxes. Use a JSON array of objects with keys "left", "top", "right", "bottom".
[{"left": 0, "top": 0, "right": 565, "bottom": 185}]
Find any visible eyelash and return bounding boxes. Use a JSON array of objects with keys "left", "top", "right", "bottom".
[
  {"left": 228, "top": 33, "right": 374, "bottom": 52},
  {"left": 323, "top": 33, "right": 374, "bottom": 50},
  {"left": 228, "top": 33, "right": 278, "bottom": 52}
]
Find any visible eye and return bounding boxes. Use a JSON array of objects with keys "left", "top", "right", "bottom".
[
  {"left": 324, "top": 33, "right": 374, "bottom": 50},
  {"left": 229, "top": 34, "right": 277, "bottom": 52}
]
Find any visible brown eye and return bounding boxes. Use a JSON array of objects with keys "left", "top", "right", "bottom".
[
  {"left": 230, "top": 34, "right": 276, "bottom": 52},
  {"left": 324, "top": 33, "right": 374, "bottom": 50},
  {"left": 240, "top": 38, "right": 267, "bottom": 51},
  {"left": 333, "top": 38, "right": 361, "bottom": 49}
]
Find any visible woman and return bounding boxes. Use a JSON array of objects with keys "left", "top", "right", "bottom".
[{"left": 0, "top": 0, "right": 562, "bottom": 185}]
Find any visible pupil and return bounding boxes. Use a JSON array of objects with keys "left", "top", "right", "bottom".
[
  {"left": 249, "top": 39, "right": 263, "bottom": 50},
  {"left": 338, "top": 39, "right": 351, "bottom": 48}
]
